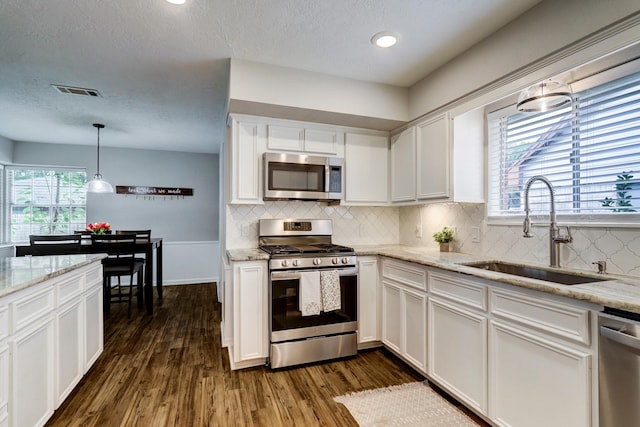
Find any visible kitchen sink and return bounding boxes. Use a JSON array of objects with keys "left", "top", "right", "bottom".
[{"left": 462, "top": 261, "right": 606, "bottom": 285}]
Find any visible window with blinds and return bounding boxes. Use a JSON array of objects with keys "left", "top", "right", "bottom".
[
  {"left": 487, "top": 69, "right": 640, "bottom": 221},
  {"left": 7, "top": 167, "right": 87, "bottom": 243}
]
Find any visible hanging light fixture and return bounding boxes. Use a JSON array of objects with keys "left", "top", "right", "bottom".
[
  {"left": 85, "top": 123, "right": 114, "bottom": 193},
  {"left": 516, "top": 79, "right": 573, "bottom": 113}
]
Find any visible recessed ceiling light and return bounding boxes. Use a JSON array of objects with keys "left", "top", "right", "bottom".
[
  {"left": 166, "top": 0, "right": 186, "bottom": 4},
  {"left": 371, "top": 31, "right": 399, "bottom": 48}
]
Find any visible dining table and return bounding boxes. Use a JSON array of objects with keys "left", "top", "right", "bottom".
[{"left": 15, "top": 237, "right": 163, "bottom": 314}]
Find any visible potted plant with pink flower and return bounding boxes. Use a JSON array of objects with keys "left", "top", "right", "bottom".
[{"left": 86, "top": 222, "right": 111, "bottom": 234}]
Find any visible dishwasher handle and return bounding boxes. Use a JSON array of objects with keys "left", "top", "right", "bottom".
[{"left": 600, "top": 325, "right": 640, "bottom": 351}]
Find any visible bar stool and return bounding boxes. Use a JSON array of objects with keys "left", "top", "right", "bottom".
[{"left": 92, "top": 234, "right": 145, "bottom": 317}]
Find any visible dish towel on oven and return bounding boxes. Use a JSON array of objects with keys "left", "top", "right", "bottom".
[
  {"left": 320, "top": 270, "right": 341, "bottom": 312},
  {"left": 300, "top": 271, "right": 321, "bottom": 316}
]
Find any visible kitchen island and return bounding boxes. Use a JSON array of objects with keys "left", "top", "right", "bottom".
[{"left": 0, "top": 254, "right": 105, "bottom": 427}]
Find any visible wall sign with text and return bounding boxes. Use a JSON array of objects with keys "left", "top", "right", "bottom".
[{"left": 116, "top": 185, "right": 194, "bottom": 199}]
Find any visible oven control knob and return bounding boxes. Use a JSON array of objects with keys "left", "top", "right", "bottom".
[
  {"left": 342, "top": 257, "right": 350, "bottom": 264},
  {"left": 281, "top": 259, "right": 289, "bottom": 267},
  {"left": 292, "top": 259, "right": 300, "bottom": 267},
  {"left": 332, "top": 258, "right": 339, "bottom": 265},
  {"left": 313, "top": 258, "right": 321, "bottom": 265}
]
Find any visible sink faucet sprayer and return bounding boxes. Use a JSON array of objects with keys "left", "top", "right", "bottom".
[{"left": 523, "top": 175, "right": 572, "bottom": 268}]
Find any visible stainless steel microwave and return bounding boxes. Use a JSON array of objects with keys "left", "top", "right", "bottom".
[{"left": 263, "top": 152, "right": 343, "bottom": 201}]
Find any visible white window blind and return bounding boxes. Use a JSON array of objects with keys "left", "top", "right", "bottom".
[{"left": 488, "top": 70, "right": 640, "bottom": 220}]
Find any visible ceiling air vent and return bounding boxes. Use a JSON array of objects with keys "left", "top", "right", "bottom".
[{"left": 51, "top": 84, "right": 102, "bottom": 97}]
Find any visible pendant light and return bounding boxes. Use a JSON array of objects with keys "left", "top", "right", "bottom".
[
  {"left": 85, "top": 123, "right": 114, "bottom": 193},
  {"left": 516, "top": 79, "right": 573, "bottom": 113}
]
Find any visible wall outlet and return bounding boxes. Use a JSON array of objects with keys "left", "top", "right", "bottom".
[
  {"left": 415, "top": 224, "right": 422, "bottom": 238},
  {"left": 241, "top": 223, "right": 250, "bottom": 237},
  {"left": 471, "top": 226, "right": 481, "bottom": 243}
]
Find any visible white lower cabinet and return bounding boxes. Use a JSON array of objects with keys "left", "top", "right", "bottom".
[
  {"left": 10, "top": 316, "right": 55, "bottom": 427},
  {"left": 428, "top": 297, "right": 487, "bottom": 413},
  {"left": 0, "top": 343, "right": 9, "bottom": 427},
  {"left": 376, "top": 261, "right": 599, "bottom": 427},
  {"left": 381, "top": 259, "right": 427, "bottom": 373},
  {"left": 1, "top": 261, "right": 104, "bottom": 427},
  {"left": 357, "top": 257, "right": 379, "bottom": 345},
  {"left": 381, "top": 281, "right": 402, "bottom": 353},
  {"left": 488, "top": 285, "right": 596, "bottom": 427},
  {"left": 84, "top": 285, "right": 103, "bottom": 371},
  {"left": 230, "top": 260, "right": 268, "bottom": 369},
  {"left": 55, "top": 299, "right": 84, "bottom": 405},
  {"left": 489, "top": 320, "right": 592, "bottom": 427},
  {"left": 402, "top": 288, "right": 426, "bottom": 371}
]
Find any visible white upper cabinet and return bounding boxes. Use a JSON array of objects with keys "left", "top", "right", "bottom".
[
  {"left": 228, "top": 117, "right": 262, "bottom": 204},
  {"left": 305, "top": 128, "right": 340, "bottom": 154},
  {"left": 266, "top": 125, "right": 304, "bottom": 152},
  {"left": 390, "top": 113, "right": 451, "bottom": 203},
  {"left": 451, "top": 108, "right": 484, "bottom": 202},
  {"left": 390, "top": 127, "right": 416, "bottom": 202},
  {"left": 344, "top": 132, "right": 389, "bottom": 205},
  {"left": 266, "top": 123, "right": 341, "bottom": 155},
  {"left": 227, "top": 113, "right": 392, "bottom": 206},
  {"left": 416, "top": 114, "right": 450, "bottom": 199}
]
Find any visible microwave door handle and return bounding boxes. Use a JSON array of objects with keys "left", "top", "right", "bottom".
[{"left": 325, "top": 164, "right": 330, "bottom": 193}]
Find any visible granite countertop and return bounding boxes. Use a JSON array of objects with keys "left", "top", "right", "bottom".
[
  {"left": 225, "top": 244, "right": 640, "bottom": 314},
  {"left": 226, "top": 248, "right": 270, "bottom": 262},
  {"left": 355, "top": 245, "right": 640, "bottom": 315},
  {"left": 0, "top": 254, "right": 106, "bottom": 299}
]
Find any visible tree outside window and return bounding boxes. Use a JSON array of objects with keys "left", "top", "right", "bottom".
[{"left": 8, "top": 168, "right": 87, "bottom": 243}]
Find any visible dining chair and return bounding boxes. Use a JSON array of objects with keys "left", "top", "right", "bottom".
[
  {"left": 28, "top": 234, "right": 82, "bottom": 255},
  {"left": 91, "top": 233, "right": 145, "bottom": 317}
]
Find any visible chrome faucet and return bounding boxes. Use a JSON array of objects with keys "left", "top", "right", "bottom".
[{"left": 523, "top": 175, "right": 573, "bottom": 268}]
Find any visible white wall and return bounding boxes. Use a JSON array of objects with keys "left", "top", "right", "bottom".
[
  {"left": 228, "top": 59, "right": 409, "bottom": 127},
  {"left": 0, "top": 135, "right": 13, "bottom": 163},
  {"left": 409, "top": 0, "right": 640, "bottom": 119}
]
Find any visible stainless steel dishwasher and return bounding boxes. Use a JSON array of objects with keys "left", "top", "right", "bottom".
[{"left": 599, "top": 308, "right": 640, "bottom": 427}]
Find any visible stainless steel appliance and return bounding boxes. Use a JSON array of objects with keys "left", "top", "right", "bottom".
[
  {"left": 599, "top": 307, "right": 640, "bottom": 426},
  {"left": 263, "top": 152, "right": 343, "bottom": 202},
  {"left": 259, "top": 219, "right": 357, "bottom": 369}
]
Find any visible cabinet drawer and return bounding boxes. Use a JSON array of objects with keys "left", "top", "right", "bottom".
[
  {"left": 11, "top": 287, "right": 55, "bottom": 333},
  {"left": 382, "top": 259, "right": 426, "bottom": 291},
  {"left": 490, "top": 288, "right": 591, "bottom": 345},
  {"left": 0, "top": 308, "right": 7, "bottom": 341},
  {"left": 57, "top": 274, "right": 84, "bottom": 306},
  {"left": 429, "top": 272, "right": 486, "bottom": 311}
]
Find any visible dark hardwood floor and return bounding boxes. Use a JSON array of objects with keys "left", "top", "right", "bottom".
[{"left": 46, "top": 283, "right": 487, "bottom": 427}]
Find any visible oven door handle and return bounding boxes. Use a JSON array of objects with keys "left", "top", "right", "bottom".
[{"left": 271, "top": 267, "right": 358, "bottom": 281}]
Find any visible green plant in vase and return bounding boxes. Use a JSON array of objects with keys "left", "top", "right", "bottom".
[{"left": 433, "top": 227, "right": 454, "bottom": 252}]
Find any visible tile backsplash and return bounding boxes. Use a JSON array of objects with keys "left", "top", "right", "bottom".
[
  {"left": 227, "top": 200, "right": 640, "bottom": 277},
  {"left": 400, "top": 203, "right": 640, "bottom": 277},
  {"left": 226, "top": 202, "right": 399, "bottom": 249}
]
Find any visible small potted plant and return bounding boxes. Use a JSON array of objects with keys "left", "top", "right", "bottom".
[
  {"left": 433, "top": 226, "right": 454, "bottom": 252},
  {"left": 86, "top": 222, "right": 111, "bottom": 234}
]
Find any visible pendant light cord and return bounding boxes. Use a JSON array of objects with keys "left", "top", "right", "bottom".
[
  {"left": 96, "top": 126, "right": 100, "bottom": 175},
  {"left": 93, "top": 123, "right": 105, "bottom": 176}
]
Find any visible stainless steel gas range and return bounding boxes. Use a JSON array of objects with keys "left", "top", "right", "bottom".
[{"left": 259, "top": 219, "right": 358, "bottom": 369}]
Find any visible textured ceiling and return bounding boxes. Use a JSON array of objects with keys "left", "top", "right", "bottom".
[{"left": 0, "top": 0, "right": 542, "bottom": 154}]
